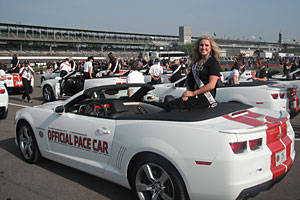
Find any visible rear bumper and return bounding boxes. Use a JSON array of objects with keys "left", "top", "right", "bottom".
[{"left": 236, "top": 166, "right": 292, "bottom": 200}]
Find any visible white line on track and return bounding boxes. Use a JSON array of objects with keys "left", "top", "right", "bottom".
[
  {"left": 8, "top": 103, "right": 29, "bottom": 108},
  {"left": 296, "top": 138, "right": 300, "bottom": 142}
]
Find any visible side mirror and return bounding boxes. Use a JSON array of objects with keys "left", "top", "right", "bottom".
[{"left": 54, "top": 105, "right": 65, "bottom": 114}]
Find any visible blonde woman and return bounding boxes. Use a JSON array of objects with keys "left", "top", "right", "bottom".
[{"left": 166, "top": 36, "right": 221, "bottom": 110}]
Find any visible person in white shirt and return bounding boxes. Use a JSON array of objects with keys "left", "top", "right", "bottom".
[
  {"left": 0, "top": 65, "right": 6, "bottom": 86},
  {"left": 83, "top": 56, "right": 94, "bottom": 79},
  {"left": 59, "top": 58, "right": 71, "bottom": 77},
  {"left": 19, "top": 60, "right": 34, "bottom": 103},
  {"left": 126, "top": 60, "right": 145, "bottom": 96},
  {"left": 149, "top": 58, "right": 163, "bottom": 84},
  {"left": 226, "top": 60, "right": 244, "bottom": 85}
]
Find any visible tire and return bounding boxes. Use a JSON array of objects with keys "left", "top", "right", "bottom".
[
  {"left": 0, "top": 108, "right": 8, "bottom": 119},
  {"left": 130, "top": 154, "right": 189, "bottom": 200},
  {"left": 43, "top": 85, "right": 55, "bottom": 102},
  {"left": 17, "top": 121, "right": 41, "bottom": 164}
]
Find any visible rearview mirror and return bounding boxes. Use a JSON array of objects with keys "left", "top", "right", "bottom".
[{"left": 54, "top": 105, "right": 65, "bottom": 114}]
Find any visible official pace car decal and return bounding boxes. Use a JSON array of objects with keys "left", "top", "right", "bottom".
[{"left": 47, "top": 127, "right": 109, "bottom": 155}]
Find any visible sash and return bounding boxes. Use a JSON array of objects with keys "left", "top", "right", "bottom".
[
  {"left": 191, "top": 58, "right": 217, "bottom": 108},
  {"left": 112, "top": 59, "right": 119, "bottom": 73},
  {"left": 172, "top": 65, "right": 182, "bottom": 76},
  {"left": 11, "top": 60, "right": 19, "bottom": 72}
]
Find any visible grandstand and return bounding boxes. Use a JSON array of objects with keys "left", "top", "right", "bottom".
[{"left": 0, "top": 23, "right": 299, "bottom": 61}]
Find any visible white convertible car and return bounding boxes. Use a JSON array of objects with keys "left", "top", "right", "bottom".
[
  {"left": 5, "top": 72, "right": 34, "bottom": 93},
  {"left": 15, "top": 84, "right": 295, "bottom": 200},
  {"left": 41, "top": 70, "right": 174, "bottom": 102},
  {"left": 41, "top": 71, "right": 127, "bottom": 102},
  {"left": 147, "top": 77, "right": 300, "bottom": 118},
  {"left": 0, "top": 84, "right": 8, "bottom": 119},
  {"left": 40, "top": 67, "right": 60, "bottom": 83},
  {"left": 222, "top": 69, "right": 300, "bottom": 95}
]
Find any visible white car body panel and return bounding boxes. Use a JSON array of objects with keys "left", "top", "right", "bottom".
[
  {"left": 15, "top": 84, "right": 295, "bottom": 200},
  {"left": 0, "top": 84, "right": 8, "bottom": 118}
]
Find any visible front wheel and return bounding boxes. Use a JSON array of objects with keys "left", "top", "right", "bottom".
[
  {"left": 130, "top": 154, "right": 189, "bottom": 200},
  {"left": 17, "top": 121, "right": 41, "bottom": 163},
  {"left": 43, "top": 85, "right": 55, "bottom": 102}
]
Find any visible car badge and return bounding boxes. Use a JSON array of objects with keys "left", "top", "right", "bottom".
[{"left": 39, "top": 131, "right": 44, "bottom": 138}]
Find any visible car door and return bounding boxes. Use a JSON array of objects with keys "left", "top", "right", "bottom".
[{"left": 46, "top": 111, "right": 115, "bottom": 174}]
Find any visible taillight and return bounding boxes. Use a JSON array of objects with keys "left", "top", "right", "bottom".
[
  {"left": 102, "top": 104, "right": 110, "bottom": 108},
  {"left": 95, "top": 105, "right": 101, "bottom": 109},
  {"left": 0, "top": 89, "right": 5, "bottom": 94},
  {"left": 271, "top": 94, "right": 278, "bottom": 99},
  {"left": 249, "top": 138, "right": 262, "bottom": 150},
  {"left": 279, "top": 93, "right": 285, "bottom": 99},
  {"left": 230, "top": 141, "right": 247, "bottom": 154},
  {"left": 7, "top": 77, "right": 11, "bottom": 80}
]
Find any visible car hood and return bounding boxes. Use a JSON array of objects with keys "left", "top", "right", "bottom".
[
  {"left": 35, "top": 101, "right": 64, "bottom": 110},
  {"left": 41, "top": 78, "right": 59, "bottom": 87}
]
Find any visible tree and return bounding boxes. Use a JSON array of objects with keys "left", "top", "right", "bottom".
[{"left": 179, "top": 43, "right": 194, "bottom": 57}]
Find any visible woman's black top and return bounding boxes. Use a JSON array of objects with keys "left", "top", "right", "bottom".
[
  {"left": 186, "top": 56, "right": 221, "bottom": 98},
  {"left": 255, "top": 67, "right": 267, "bottom": 79},
  {"left": 109, "top": 59, "right": 119, "bottom": 73}
]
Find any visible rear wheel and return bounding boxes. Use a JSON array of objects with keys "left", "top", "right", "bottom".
[
  {"left": 43, "top": 85, "right": 55, "bottom": 102},
  {"left": 0, "top": 108, "right": 8, "bottom": 119},
  {"left": 130, "top": 154, "right": 189, "bottom": 200},
  {"left": 17, "top": 121, "right": 41, "bottom": 163}
]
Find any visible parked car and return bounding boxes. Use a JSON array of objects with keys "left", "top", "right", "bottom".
[
  {"left": 15, "top": 83, "right": 295, "bottom": 200},
  {"left": 0, "top": 84, "right": 8, "bottom": 119},
  {"left": 4, "top": 71, "right": 34, "bottom": 94},
  {"left": 41, "top": 70, "right": 175, "bottom": 102},
  {"left": 146, "top": 77, "right": 300, "bottom": 118},
  {"left": 41, "top": 71, "right": 127, "bottom": 102},
  {"left": 40, "top": 67, "right": 60, "bottom": 83}
]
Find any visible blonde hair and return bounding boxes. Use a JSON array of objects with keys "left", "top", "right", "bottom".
[
  {"left": 174, "top": 59, "right": 180, "bottom": 66},
  {"left": 190, "top": 36, "right": 220, "bottom": 67}
]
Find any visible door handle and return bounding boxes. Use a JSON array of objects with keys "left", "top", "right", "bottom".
[{"left": 97, "top": 127, "right": 110, "bottom": 134}]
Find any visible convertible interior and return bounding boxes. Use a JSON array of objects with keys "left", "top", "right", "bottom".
[
  {"left": 65, "top": 84, "right": 165, "bottom": 119},
  {"left": 63, "top": 83, "right": 253, "bottom": 122}
]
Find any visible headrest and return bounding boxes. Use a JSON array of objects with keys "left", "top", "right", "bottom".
[{"left": 109, "top": 100, "right": 126, "bottom": 113}]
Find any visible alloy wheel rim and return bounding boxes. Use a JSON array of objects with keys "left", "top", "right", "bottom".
[
  {"left": 44, "top": 87, "right": 51, "bottom": 101},
  {"left": 135, "top": 163, "right": 174, "bottom": 200},
  {"left": 19, "top": 126, "right": 33, "bottom": 159}
]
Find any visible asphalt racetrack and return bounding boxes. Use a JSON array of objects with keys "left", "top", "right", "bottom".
[{"left": 0, "top": 75, "right": 300, "bottom": 200}]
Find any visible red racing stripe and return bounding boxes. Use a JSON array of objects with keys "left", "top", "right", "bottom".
[
  {"left": 224, "top": 110, "right": 292, "bottom": 179},
  {"left": 267, "top": 121, "right": 292, "bottom": 179}
]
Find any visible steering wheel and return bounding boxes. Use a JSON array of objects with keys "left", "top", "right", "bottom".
[{"left": 84, "top": 102, "right": 107, "bottom": 117}]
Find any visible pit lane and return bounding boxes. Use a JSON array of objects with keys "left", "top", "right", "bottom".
[{"left": 0, "top": 75, "right": 299, "bottom": 200}]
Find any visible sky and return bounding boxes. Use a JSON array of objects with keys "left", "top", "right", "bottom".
[{"left": 0, "top": 0, "right": 299, "bottom": 43}]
